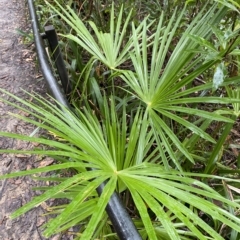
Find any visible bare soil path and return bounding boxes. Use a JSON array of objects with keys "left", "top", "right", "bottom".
[{"left": 0, "top": 0, "right": 53, "bottom": 239}]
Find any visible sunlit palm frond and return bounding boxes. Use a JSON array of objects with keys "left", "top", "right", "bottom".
[
  {"left": 120, "top": 4, "right": 238, "bottom": 169},
  {"left": 1, "top": 90, "right": 240, "bottom": 239}
]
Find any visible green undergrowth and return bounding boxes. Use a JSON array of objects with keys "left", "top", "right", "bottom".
[{"left": 1, "top": 0, "right": 240, "bottom": 239}]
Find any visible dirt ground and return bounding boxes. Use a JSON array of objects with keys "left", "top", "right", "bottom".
[{"left": 0, "top": 0, "right": 66, "bottom": 239}]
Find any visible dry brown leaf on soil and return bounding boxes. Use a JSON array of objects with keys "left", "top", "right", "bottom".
[{"left": 39, "top": 158, "right": 54, "bottom": 167}]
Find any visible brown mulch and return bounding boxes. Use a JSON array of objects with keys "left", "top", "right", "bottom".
[{"left": 0, "top": 1, "right": 69, "bottom": 239}]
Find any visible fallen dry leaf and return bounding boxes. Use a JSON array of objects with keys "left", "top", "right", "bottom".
[
  {"left": 14, "top": 179, "right": 22, "bottom": 185},
  {"left": 39, "top": 157, "right": 54, "bottom": 167}
]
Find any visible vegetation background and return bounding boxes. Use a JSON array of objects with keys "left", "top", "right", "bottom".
[{"left": 1, "top": 0, "right": 240, "bottom": 239}]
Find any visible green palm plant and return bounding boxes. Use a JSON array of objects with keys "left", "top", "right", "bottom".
[
  {"left": 1, "top": 1, "right": 240, "bottom": 239},
  {"left": 45, "top": 0, "right": 149, "bottom": 71},
  {"left": 46, "top": 0, "right": 240, "bottom": 170},
  {"left": 44, "top": 0, "right": 157, "bottom": 98},
  {"left": 119, "top": 4, "right": 240, "bottom": 171},
  {"left": 1, "top": 89, "right": 240, "bottom": 239}
]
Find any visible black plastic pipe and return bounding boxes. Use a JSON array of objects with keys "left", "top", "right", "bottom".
[
  {"left": 44, "top": 25, "right": 72, "bottom": 99},
  {"left": 28, "top": 0, "right": 69, "bottom": 108},
  {"left": 27, "top": 0, "right": 142, "bottom": 239}
]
